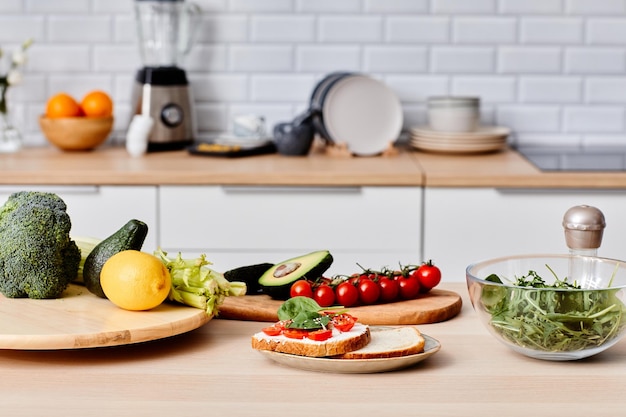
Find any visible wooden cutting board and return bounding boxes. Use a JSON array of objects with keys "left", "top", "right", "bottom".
[
  {"left": 0, "top": 284, "right": 211, "bottom": 350},
  {"left": 218, "top": 288, "right": 462, "bottom": 325}
]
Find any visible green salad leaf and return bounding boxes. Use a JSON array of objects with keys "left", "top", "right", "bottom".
[{"left": 481, "top": 268, "right": 626, "bottom": 353}]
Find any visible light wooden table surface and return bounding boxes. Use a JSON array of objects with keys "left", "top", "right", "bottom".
[{"left": 1, "top": 282, "right": 625, "bottom": 417}]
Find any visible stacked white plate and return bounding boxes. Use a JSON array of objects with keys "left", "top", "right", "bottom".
[{"left": 409, "top": 126, "right": 510, "bottom": 154}]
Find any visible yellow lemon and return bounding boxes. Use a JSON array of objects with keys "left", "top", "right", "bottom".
[{"left": 100, "top": 250, "right": 171, "bottom": 311}]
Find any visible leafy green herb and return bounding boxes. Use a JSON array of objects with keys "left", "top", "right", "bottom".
[
  {"left": 277, "top": 296, "right": 330, "bottom": 330},
  {"left": 482, "top": 268, "right": 626, "bottom": 353}
]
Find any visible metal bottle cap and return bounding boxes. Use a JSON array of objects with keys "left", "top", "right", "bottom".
[{"left": 562, "top": 205, "right": 606, "bottom": 250}]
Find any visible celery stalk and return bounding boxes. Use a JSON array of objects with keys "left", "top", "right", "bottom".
[{"left": 155, "top": 248, "right": 246, "bottom": 316}]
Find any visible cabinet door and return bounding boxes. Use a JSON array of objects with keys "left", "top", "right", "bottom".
[
  {"left": 0, "top": 186, "right": 158, "bottom": 251},
  {"left": 424, "top": 187, "right": 626, "bottom": 282},
  {"left": 159, "top": 185, "right": 422, "bottom": 274}
]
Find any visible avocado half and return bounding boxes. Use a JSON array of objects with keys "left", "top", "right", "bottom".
[{"left": 258, "top": 250, "right": 333, "bottom": 300}]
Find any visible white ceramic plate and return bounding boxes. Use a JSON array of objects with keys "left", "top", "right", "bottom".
[
  {"left": 322, "top": 75, "right": 403, "bottom": 156},
  {"left": 410, "top": 125, "right": 510, "bottom": 140},
  {"left": 410, "top": 138, "right": 506, "bottom": 154},
  {"left": 257, "top": 332, "right": 441, "bottom": 374}
]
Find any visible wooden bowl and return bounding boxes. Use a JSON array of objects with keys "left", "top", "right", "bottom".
[{"left": 39, "top": 115, "right": 114, "bottom": 151}]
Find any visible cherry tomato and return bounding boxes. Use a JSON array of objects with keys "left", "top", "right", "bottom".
[
  {"left": 413, "top": 260, "right": 442, "bottom": 292},
  {"left": 378, "top": 277, "right": 399, "bottom": 303},
  {"left": 261, "top": 326, "right": 282, "bottom": 336},
  {"left": 307, "top": 329, "right": 333, "bottom": 341},
  {"left": 290, "top": 280, "right": 313, "bottom": 298},
  {"left": 313, "top": 284, "right": 335, "bottom": 307},
  {"left": 283, "top": 328, "right": 310, "bottom": 339},
  {"left": 358, "top": 278, "right": 380, "bottom": 305},
  {"left": 397, "top": 276, "right": 421, "bottom": 299},
  {"left": 335, "top": 281, "right": 359, "bottom": 307},
  {"left": 331, "top": 313, "right": 357, "bottom": 332}
]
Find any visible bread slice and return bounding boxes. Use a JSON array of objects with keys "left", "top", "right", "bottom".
[
  {"left": 252, "top": 323, "right": 371, "bottom": 357},
  {"left": 335, "top": 326, "right": 425, "bottom": 359}
]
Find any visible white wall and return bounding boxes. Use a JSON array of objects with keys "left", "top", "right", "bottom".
[{"left": 1, "top": 0, "right": 626, "bottom": 148}]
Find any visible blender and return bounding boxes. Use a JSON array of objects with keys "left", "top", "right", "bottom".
[{"left": 130, "top": 0, "right": 200, "bottom": 151}]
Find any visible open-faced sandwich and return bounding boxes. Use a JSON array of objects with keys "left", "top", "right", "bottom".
[
  {"left": 251, "top": 296, "right": 426, "bottom": 359},
  {"left": 251, "top": 296, "right": 371, "bottom": 357}
]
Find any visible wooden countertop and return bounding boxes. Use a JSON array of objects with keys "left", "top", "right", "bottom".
[
  {"left": 0, "top": 146, "right": 423, "bottom": 186},
  {"left": 2, "top": 145, "right": 626, "bottom": 188},
  {"left": 2, "top": 282, "right": 624, "bottom": 417}
]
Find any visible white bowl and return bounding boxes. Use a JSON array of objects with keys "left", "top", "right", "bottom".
[{"left": 428, "top": 96, "right": 480, "bottom": 133}]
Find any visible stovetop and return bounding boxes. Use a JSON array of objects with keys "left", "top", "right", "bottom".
[{"left": 515, "top": 145, "right": 626, "bottom": 172}]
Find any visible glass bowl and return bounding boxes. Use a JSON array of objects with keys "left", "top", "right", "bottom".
[{"left": 466, "top": 254, "right": 626, "bottom": 361}]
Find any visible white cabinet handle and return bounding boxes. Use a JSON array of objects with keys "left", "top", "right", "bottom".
[
  {"left": 221, "top": 186, "right": 362, "bottom": 194},
  {"left": 0, "top": 185, "right": 99, "bottom": 194}
]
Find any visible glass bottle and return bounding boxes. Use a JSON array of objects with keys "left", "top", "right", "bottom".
[{"left": 562, "top": 205, "right": 605, "bottom": 288}]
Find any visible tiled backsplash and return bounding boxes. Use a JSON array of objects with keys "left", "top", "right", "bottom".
[{"left": 2, "top": 0, "right": 626, "bottom": 148}]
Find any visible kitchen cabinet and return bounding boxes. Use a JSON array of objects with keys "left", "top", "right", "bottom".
[
  {"left": 423, "top": 187, "right": 626, "bottom": 282},
  {"left": 158, "top": 185, "right": 422, "bottom": 274},
  {"left": 0, "top": 185, "right": 159, "bottom": 251}
]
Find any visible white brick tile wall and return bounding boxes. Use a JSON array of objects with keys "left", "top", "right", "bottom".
[
  {"left": 432, "top": 47, "right": 495, "bottom": 73},
  {"left": 519, "top": 77, "right": 582, "bottom": 103},
  {"left": 453, "top": 17, "right": 517, "bottom": 44},
  {"left": 565, "top": 47, "right": 626, "bottom": 74},
  {"left": 319, "top": 16, "right": 383, "bottom": 42},
  {"left": 499, "top": 0, "right": 562, "bottom": 15},
  {"left": 2, "top": 0, "right": 626, "bottom": 148},
  {"left": 386, "top": 17, "right": 450, "bottom": 43},
  {"left": 586, "top": 18, "right": 626, "bottom": 45},
  {"left": 566, "top": 0, "right": 626, "bottom": 15},
  {"left": 296, "top": 46, "right": 361, "bottom": 72},
  {"left": 498, "top": 47, "right": 561, "bottom": 73},
  {"left": 433, "top": 0, "right": 496, "bottom": 14},
  {"left": 520, "top": 18, "right": 584, "bottom": 44},
  {"left": 251, "top": 15, "right": 315, "bottom": 42},
  {"left": 586, "top": 77, "right": 626, "bottom": 104},
  {"left": 564, "top": 106, "right": 625, "bottom": 132},
  {"left": 364, "top": 46, "right": 428, "bottom": 73}
]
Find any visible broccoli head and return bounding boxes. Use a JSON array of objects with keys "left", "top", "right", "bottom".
[{"left": 0, "top": 191, "right": 81, "bottom": 299}]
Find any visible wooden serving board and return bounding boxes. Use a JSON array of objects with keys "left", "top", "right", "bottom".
[
  {"left": 218, "top": 288, "right": 462, "bottom": 325},
  {"left": 0, "top": 284, "right": 212, "bottom": 350}
]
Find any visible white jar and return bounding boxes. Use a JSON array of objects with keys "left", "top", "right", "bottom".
[{"left": 427, "top": 96, "right": 480, "bottom": 132}]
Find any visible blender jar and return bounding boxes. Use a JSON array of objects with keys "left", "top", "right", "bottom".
[{"left": 134, "top": 0, "right": 200, "bottom": 67}]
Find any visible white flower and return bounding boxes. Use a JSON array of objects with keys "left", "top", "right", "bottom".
[
  {"left": 6, "top": 70, "right": 22, "bottom": 86},
  {"left": 11, "top": 50, "right": 27, "bottom": 66}
]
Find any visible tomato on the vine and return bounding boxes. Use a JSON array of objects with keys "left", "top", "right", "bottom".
[
  {"left": 335, "top": 281, "right": 359, "bottom": 307},
  {"left": 358, "top": 278, "right": 380, "bottom": 305},
  {"left": 378, "top": 277, "right": 399, "bottom": 303},
  {"left": 290, "top": 280, "right": 313, "bottom": 298},
  {"left": 397, "top": 276, "right": 421, "bottom": 299},
  {"left": 313, "top": 284, "right": 335, "bottom": 307},
  {"left": 412, "top": 260, "right": 442, "bottom": 293}
]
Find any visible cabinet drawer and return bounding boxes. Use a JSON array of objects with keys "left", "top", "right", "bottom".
[
  {"left": 0, "top": 185, "right": 158, "bottom": 252},
  {"left": 159, "top": 185, "right": 422, "bottom": 272}
]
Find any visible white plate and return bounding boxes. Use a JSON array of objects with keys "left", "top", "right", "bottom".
[
  {"left": 410, "top": 125, "right": 510, "bottom": 140},
  {"left": 322, "top": 75, "right": 403, "bottom": 156},
  {"left": 410, "top": 135, "right": 507, "bottom": 146},
  {"left": 410, "top": 138, "right": 506, "bottom": 154},
  {"left": 257, "top": 332, "right": 441, "bottom": 374}
]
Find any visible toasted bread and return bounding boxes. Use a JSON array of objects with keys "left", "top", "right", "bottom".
[
  {"left": 335, "top": 326, "right": 425, "bottom": 359},
  {"left": 252, "top": 323, "right": 371, "bottom": 357}
]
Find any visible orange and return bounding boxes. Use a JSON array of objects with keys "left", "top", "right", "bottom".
[
  {"left": 100, "top": 250, "right": 171, "bottom": 311},
  {"left": 45, "top": 93, "right": 83, "bottom": 118},
  {"left": 80, "top": 90, "right": 113, "bottom": 118}
]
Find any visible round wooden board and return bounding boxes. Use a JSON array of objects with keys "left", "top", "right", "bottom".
[
  {"left": 218, "top": 288, "right": 462, "bottom": 325},
  {"left": 0, "top": 284, "right": 212, "bottom": 350}
]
